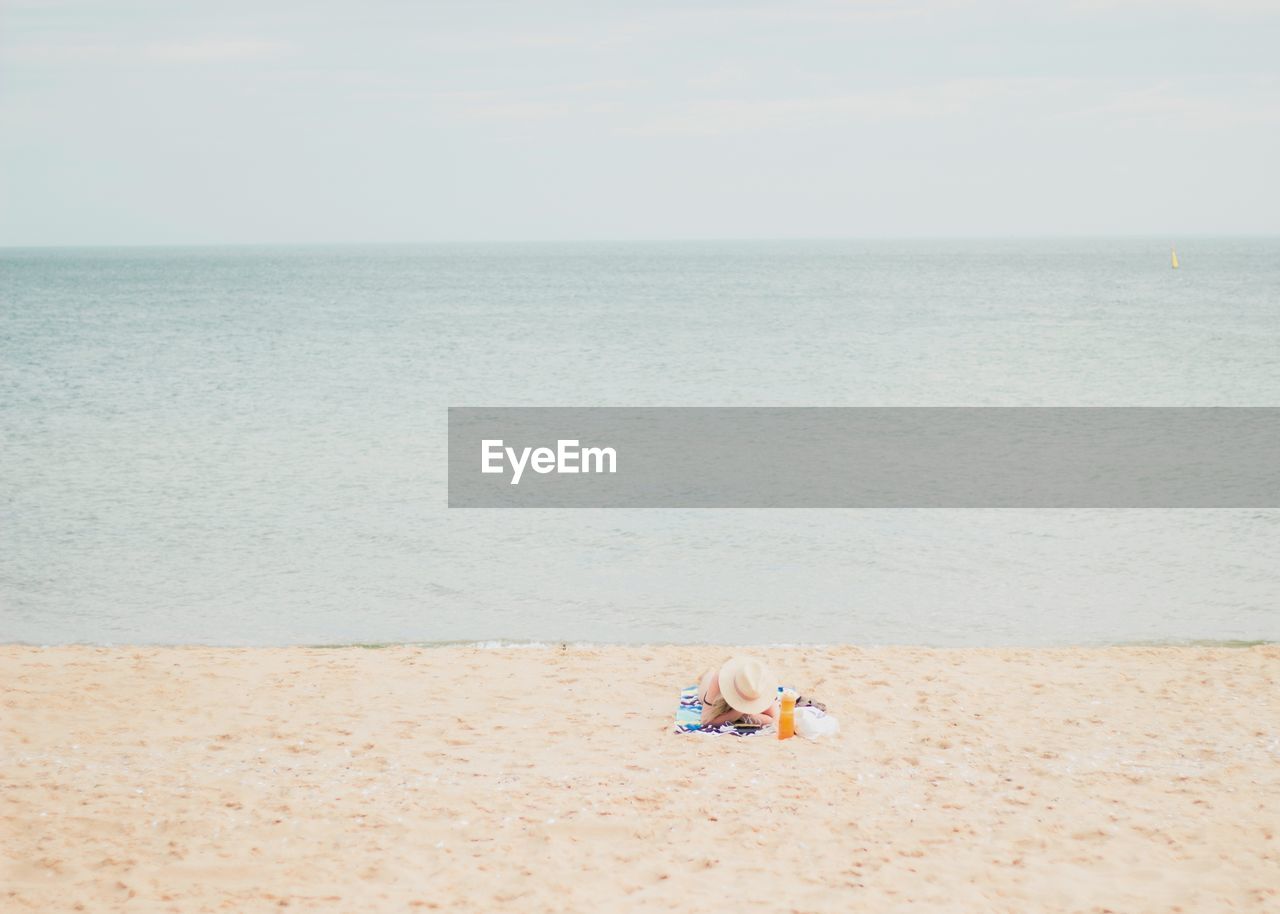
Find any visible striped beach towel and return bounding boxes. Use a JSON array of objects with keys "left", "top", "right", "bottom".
[{"left": 674, "top": 685, "right": 705, "bottom": 732}]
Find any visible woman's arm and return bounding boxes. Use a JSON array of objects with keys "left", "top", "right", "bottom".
[
  {"left": 705, "top": 698, "right": 781, "bottom": 728},
  {"left": 742, "top": 700, "right": 780, "bottom": 726},
  {"left": 702, "top": 706, "right": 743, "bottom": 727}
]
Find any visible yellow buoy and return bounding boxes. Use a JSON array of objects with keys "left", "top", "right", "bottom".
[{"left": 1171, "top": 246, "right": 1179, "bottom": 269}]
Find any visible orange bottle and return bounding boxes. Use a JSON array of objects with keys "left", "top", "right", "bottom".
[{"left": 778, "top": 690, "right": 796, "bottom": 740}]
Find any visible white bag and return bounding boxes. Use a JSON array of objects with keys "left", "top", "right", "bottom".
[{"left": 794, "top": 705, "right": 839, "bottom": 739}]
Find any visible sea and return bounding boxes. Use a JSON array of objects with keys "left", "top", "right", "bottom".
[{"left": 2, "top": 239, "right": 1278, "bottom": 647}]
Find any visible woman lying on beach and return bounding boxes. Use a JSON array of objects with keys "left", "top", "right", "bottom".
[
  {"left": 698, "top": 656, "right": 778, "bottom": 728},
  {"left": 698, "top": 655, "right": 828, "bottom": 728}
]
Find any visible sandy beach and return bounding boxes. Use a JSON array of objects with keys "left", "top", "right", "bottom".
[{"left": 2, "top": 644, "right": 1277, "bottom": 912}]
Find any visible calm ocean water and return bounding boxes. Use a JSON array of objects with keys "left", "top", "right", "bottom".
[{"left": 2, "top": 239, "right": 1278, "bottom": 646}]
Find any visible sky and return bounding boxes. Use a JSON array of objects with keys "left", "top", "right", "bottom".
[{"left": 1, "top": 0, "right": 1278, "bottom": 244}]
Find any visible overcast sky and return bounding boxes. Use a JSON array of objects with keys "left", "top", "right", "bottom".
[{"left": 2, "top": 1, "right": 1278, "bottom": 244}]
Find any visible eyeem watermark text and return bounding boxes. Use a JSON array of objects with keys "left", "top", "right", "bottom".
[
  {"left": 481, "top": 439, "right": 617, "bottom": 485},
  {"left": 451, "top": 407, "right": 1280, "bottom": 507}
]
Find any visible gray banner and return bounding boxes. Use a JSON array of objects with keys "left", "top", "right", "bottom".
[{"left": 447, "top": 408, "right": 1280, "bottom": 508}]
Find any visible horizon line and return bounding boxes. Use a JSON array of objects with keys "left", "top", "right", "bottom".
[{"left": 3, "top": 232, "right": 1278, "bottom": 250}]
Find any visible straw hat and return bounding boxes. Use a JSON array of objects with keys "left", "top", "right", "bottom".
[{"left": 718, "top": 656, "right": 778, "bottom": 715}]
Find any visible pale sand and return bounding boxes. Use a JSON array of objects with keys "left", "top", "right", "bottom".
[{"left": 2, "top": 645, "right": 1278, "bottom": 913}]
